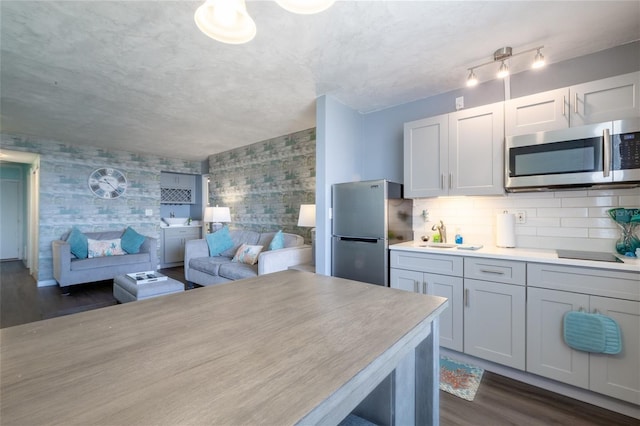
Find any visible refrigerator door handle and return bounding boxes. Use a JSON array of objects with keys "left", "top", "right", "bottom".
[{"left": 338, "top": 237, "right": 379, "bottom": 243}]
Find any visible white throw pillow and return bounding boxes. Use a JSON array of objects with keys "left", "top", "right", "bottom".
[
  {"left": 87, "top": 238, "right": 126, "bottom": 258},
  {"left": 232, "top": 243, "right": 263, "bottom": 265}
]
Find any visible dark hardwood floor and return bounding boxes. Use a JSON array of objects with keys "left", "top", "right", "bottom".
[{"left": 1, "top": 260, "right": 637, "bottom": 425}]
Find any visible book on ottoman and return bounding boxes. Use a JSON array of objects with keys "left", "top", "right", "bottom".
[{"left": 126, "top": 271, "right": 168, "bottom": 284}]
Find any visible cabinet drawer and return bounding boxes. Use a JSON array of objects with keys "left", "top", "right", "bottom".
[
  {"left": 464, "top": 257, "right": 525, "bottom": 285},
  {"left": 390, "top": 250, "right": 462, "bottom": 276},
  {"left": 528, "top": 263, "right": 640, "bottom": 301},
  {"left": 164, "top": 227, "right": 201, "bottom": 238}
]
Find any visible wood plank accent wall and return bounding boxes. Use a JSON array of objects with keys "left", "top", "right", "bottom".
[{"left": 208, "top": 128, "right": 316, "bottom": 242}]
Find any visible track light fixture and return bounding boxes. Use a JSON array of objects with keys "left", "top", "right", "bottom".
[{"left": 466, "top": 45, "right": 545, "bottom": 87}]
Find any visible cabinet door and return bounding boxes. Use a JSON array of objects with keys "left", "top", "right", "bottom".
[
  {"left": 505, "top": 88, "right": 569, "bottom": 135},
  {"left": 589, "top": 296, "right": 640, "bottom": 405},
  {"left": 389, "top": 268, "right": 421, "bottom": 293},
  {"left": 464, "top": 279, "right": 526, "bottom": 370},
  {"left": 424, "top": 273, "right": 463, "bottom": 352},
  {"left": 164, "top": 228, "right": 200, "bottom": 264},
  {"left": 448, "top": 103, "right": 504, "bottom": 196},
  {"left": 403, "top": 115, "right": 448, "bottom": 198},
  {"left": 571, "top": 71, "right": 640, "bottom": 127},
  {"left": 526, "top": 287, "right": 590, "bottom": 388}
]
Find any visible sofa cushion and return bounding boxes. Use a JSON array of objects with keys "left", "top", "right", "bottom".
[
  {"left": 87, "top": 238, "right": 126, "bottom": 258},
  {"left": 70, "top": 253, "right": 149, "bottom": 271},
  {"left": 67, "top": 226, "right": 88, "bottom": 259},
  {"left": 121, "top": 226, "right": 146, "bottom": 254},
  {"left": 189, "top": 256, "right": 233, "bottom": 276},
  {"left": 206, "top": 226, "right": 234, "bottom": 256},
  {"left": 221, "top": 230, "right": 261, "bottom": 258},
  {"left": 218, "top": 262, "right": 258, "bottom": 281},
  {"left": 232, "top": 244, "right": 263, "bottom": 265}
]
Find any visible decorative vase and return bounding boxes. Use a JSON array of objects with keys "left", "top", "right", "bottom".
[{"left": 608, "top": 208, "right": 640, "bottom": 257}]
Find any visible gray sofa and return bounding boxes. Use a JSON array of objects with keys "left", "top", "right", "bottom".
[
  {"left": 52, "top": 230, "right": 158, "bottom": 289},
  {"left": 184, "top": 230, "right": 312, "bottom": 286}
]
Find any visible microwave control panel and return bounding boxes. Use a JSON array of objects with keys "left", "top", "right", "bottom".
[{"left": 615, "top": 131, "right": 640, "bottom": 170}]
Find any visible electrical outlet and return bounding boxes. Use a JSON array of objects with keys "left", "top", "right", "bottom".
[
  {"left": 516, "top": 210, "right": 526, "bottom": 224},
  {"left": 145, "top": 209, "right": 153, "bottom": 216}
]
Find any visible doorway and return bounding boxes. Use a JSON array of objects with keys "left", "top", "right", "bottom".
[{"left": 0, "top": 149, "right": 40, "bottom": 279}]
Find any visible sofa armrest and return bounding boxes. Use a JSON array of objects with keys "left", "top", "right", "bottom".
[
  {"left": 184, "top": 239, "right": 210, "bottom": 281},
  {"left": 139, "top": 237, "right": 159, "bottom": 270},
  {"left": 258, "top": 245, "right": 312, "bottom": 275},
  {"left": 52, "top": 240, "right": 71, "bottom": 284}
]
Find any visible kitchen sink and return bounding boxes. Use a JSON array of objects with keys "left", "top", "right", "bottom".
[
  {"left": 419, "top": 243, "right": 457, "bottom": 249},
  {"left": 163, "top": 217, "right": 188, "bottom": 226}
]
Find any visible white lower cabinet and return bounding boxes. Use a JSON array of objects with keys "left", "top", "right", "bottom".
[
  {"left": 527, "top": 287, "right": 590, "bottom": 388},
  {"left": 527, "top": 263, "right": 640, "bottom": 405},
  {"left": 162, "top": 227, "right": 201, "bottom": 266},
  {"left": 463, "top": 278, "right": 526, "bottom": 370},
  {"left": 390, "top": 251, "right": 463, "bottom": 351},
  {"left": 390, "top": 268, "right": 463, "bottom": 351},
  {"left": 390, "top": 248, "right": 640, "bottom": 407}
]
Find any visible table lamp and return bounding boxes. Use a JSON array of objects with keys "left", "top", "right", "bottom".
[
  {"left": 204, "top": 205, "right": 231, "bottom": 232},
  {"left": 297, "top": 204, "right": 316, "bottom": 265}
]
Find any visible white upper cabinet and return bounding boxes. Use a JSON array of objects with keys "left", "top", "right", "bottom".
[
  {"left": 448, "top": 103, "right": 504, "bottom": 196},
  {"left": 404, "top": 102, "right": 504, "bottom": 198},
  {"left": 572, "top": 71, "right": 640, "bottom": 127},
  {"left": 403, "top": 114, "right": 448, "bottom": 198},
  {"left": 505, "top": 87, "right": 568, "bottom": 135},
  {"left": 505, "top": 72, "right": 640, "bottom": 136}
]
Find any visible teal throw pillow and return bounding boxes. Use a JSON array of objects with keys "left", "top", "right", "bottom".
[
  {"left": 269, "top": 230, "right": 285, "bottom": 250},
  {"left": 206, "top": 226, "right": 234, "bottom": 256},
  {"left": 121, "top": 226, "right": 146, "bottom": 254},
  {"left": 67, "top": 226, "right": 88, "bottom": 259}
]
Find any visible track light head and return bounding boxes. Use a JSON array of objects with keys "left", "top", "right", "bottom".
[
  {"left": 466, "top": 69, "right": 478, "bottom": 87},
  {"left": 497, "top": 61, "right": 509, "bottom": 78},
  {"left": 532, "top": 49, "right": 545, "bottom": 69}
]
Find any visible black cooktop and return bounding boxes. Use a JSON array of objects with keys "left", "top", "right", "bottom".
[{"left": 556, "top": 250, "right": 623, "bottom": 263}]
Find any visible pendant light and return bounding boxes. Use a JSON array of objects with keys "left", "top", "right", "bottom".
[
  {"left": 194, "top": 0, "right": 256, "bottom": 44},
  {"left": 275, "top": 0, "right": 336, "bottom": 14}
]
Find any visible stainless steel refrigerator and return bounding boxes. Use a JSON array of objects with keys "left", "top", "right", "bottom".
[{"left": 331, "top": 179, "right": 413, "bottom": 286}]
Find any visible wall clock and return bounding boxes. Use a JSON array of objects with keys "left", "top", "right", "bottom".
[{"left": 88, "top": 167, "right": 128, "bottom": 199}]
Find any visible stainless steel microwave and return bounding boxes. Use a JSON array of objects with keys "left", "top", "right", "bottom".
[{"left": 505, "top": 118, "right": 640, "bottom": 192}]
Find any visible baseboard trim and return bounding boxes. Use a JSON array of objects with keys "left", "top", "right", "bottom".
[
  {"left": 440, "top": 349, "right": 640, "bottom": 420},
  {"left": 37, "top": 279, "right": 58, "bottom": 287}
]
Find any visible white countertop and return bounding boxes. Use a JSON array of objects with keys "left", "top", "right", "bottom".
[
  {"left": 390, "top": 241, "right": 640, "bottom": 273},
  {"left": 160, "top": 224, "right": 202, "bottom": 229}
]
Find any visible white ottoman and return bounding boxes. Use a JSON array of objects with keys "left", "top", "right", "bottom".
[{"left": 113, "top": 274, "right": 184, "bottom": 303}]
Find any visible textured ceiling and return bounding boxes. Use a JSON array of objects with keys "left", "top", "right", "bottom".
[{"left": 1, "top": 1, "right": 639, "bottom": 161}]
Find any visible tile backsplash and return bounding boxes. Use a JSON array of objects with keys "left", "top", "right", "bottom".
[{"left": 412, "top": 188, "right": 640, "bottom": 253}]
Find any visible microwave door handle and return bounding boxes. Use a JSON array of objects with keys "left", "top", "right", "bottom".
[{"left": 603, "top": 128, "right": 611, "bottom": 178}]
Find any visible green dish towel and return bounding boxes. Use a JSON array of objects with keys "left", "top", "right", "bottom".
[{"left": 563, "top": 311, "right": 622, "bottom": 354}]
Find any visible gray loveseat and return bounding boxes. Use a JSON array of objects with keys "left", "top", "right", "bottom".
[
  {"left": 184, "top": 229, "right": 312, "bottom": 286},
  {"left": 52, "top": 230, "right": 158, "bottom": 289}
]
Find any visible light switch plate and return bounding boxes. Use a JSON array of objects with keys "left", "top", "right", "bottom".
[
  {"left": 145, "top": 209, "right": 153, "bottom": 216},
  {"left": 455, "top": 96, "right": 464, "bottom": 110}
]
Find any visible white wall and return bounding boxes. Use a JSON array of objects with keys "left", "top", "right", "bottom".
[{"left": 315, "top": 95, "right": 364, "bottom": 275}]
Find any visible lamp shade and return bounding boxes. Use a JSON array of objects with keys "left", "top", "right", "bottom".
[
  {"left": 297, "top": 204, "right": 316, "bottom": 227},
  {"left": 204, "top": 206, "right": 231, "bottom": 223},
  {"left": 194, "top": 0, "right": 256, "bottom": 44},
  {"left": 275, "top": 0, "right": 335, "bottom": 14}
]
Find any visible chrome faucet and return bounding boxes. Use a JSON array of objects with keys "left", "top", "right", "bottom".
[{"left": 431, "top": 220, "right": 447, "bottom": 243}]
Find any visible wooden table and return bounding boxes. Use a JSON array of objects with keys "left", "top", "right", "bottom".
[{"left": 1, "top": 270, "right": 447, "bottom": 425}]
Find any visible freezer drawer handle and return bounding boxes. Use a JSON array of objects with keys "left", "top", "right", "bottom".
[{"left": 338, "top": 237, "right": 378, "bottom": 243}]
